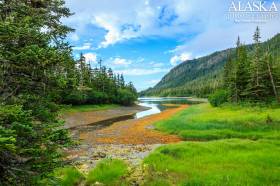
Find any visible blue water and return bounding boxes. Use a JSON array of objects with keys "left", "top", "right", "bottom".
[{"left": 135, "top": 97, "right": 194, "bottom": 119}]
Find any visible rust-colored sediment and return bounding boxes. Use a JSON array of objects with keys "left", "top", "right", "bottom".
[{"left": 79, "top": 104, "right": 188, "bottom": 145}]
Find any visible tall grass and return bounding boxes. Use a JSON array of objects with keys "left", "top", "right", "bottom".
[
  {"left": 86, "top": 159, "right": 128, "bottom": 185},
  {"left": 141, "top": 103, "right": 280, "bottom": 185},
  {"left": 155, "top": 103, "right": 280, "bottom": 140},
  {"left": 143, "top": 139, "right": 280, "bottom": 186},
  {"left": 40, "top": 167, "right": 84, "bottom": 186}
]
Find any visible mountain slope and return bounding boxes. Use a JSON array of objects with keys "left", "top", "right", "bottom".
[{"left": 140, "top": 33, "right": 280, "bottom": 97}]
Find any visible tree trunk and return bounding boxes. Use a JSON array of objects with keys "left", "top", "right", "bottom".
[{"left": 266, "top": 53, "right": 279, "bottom": 102}]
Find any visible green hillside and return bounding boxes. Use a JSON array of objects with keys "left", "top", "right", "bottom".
[{"left": 140, "top": 33, "right": 280, "bottom": 97}]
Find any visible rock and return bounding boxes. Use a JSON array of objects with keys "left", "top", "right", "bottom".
[
  {"left": 92, "top": 152, "right": 106, "bottom": 159},
  {"left": 94, "top": 181, "right": 104, "bottom": 186}
]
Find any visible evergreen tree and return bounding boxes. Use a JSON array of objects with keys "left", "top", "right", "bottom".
[
  {"left": 236, "top": 45, "right": 250, "bottom": 100},
  {"left": 247, "top": 26, "right": 265, "bottom": 100},
  {"left": 0, "top": 0, "right": 73, "bottom": 184}
]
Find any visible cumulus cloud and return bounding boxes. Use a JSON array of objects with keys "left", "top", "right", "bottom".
[
  {"left": 73, "top": 42, "right": 91, "bottom": 50},
  {"left": 112, "top": 57, "right": 132, "bottom": 65},
  {"left": 65, "top": 0, "right": 280, "bottom": 53},
  {"left": 170, "top": 52, "right": 192, "bottom": 66},
  {"left": 84, "top": 53, "right": 97, "bottom": 63},
  {"left": 65, "top": 0, "right": 201, "bottom": 48}
]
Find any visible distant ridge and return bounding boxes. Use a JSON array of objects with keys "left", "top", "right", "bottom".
[{"left": 140, "top": 33, "right": 280, "bottom": 97}]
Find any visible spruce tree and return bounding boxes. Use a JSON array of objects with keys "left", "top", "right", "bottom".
[{"left": 247, "top": 26, "right": 265, "bottom": 101}]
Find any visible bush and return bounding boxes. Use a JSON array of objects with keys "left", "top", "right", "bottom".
[
  {"left": 39, "top": 167, "right": 84, "bottom": 186},
  {"left": 208, "top": 89, "right": 229, "bottom": 107},
  {"left": 117, "top": 89, "right": 136, "bottom": 106},
  {"left": 63, "top": 90, "right": 87, "bottom": 105},
  {"left": 86, "top": 159, "right": 128, "bottom": 185}
]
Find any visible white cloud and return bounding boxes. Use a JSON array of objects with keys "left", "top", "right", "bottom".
[
  {"left": 115, "top": 68, "right": 169, "bottom": 76},
  {"left": 170, "top": 52, "right": 192, "bottom": 66},
  {"left": 84, "top": 53, "right": 97, "bottom": 63},
  {"left": 65, "top": 0, "right": 201, "bottom": 48},
  {"left": 73, "top": 42, "right": 91, "bottom": 50},
  {"left": 65, "top": 0, "right": 280, "bottom": 56},
  {"left": 112, "top": 57, "right": 132, "bottom": 65}
]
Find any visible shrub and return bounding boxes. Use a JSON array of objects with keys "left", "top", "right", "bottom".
[
  {"left": 63, "top": 90, "right": 87, "bottom": 105},
  {"left": 208, "top": 89, "right": 229, "bottom": 107},
  {"left": 39, "top": 167, "right": 84, "bottom": 186},
  {"left": 86, "top": 159, "right": 128, "bottom": 185},
  {"left": 117, "top": 89, "right": 137, "bottom": 106}
]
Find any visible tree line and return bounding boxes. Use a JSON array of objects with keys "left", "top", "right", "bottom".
[
  {"left": 62, "top": 54, "right": 137, "bottom": 106},
  {"left": 209, "top": 27, "right": 280, "bottom": 106},
  {"left": 0, "top": 0, "right": 136, "bottom": 185}
]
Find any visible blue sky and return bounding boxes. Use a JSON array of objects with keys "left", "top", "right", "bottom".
[{"left": 63, "top": 0, "right": 280, "bottom": 91}]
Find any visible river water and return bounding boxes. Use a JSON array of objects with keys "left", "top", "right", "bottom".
[{"left": 135, "top": 97, "right": 204, "bottom": 119}]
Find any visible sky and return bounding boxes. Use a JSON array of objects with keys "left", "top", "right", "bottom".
[{"left": 63, "top": 0, "right": 280, "bottom": 91}]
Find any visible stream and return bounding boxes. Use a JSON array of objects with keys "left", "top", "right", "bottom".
[{"left": 136, "top": 97, "right": 199, "bottom": 118}]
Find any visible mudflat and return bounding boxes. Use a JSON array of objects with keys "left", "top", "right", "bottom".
[{"left": 62, "top": 104, "right": 148, "bottom": 129}]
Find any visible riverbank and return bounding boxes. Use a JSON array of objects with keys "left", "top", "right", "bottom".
[
  {"left": 64, "top": 104, "right": 187, "bottom": 175},
  {"left": 62, "top": 104, "right": 148, "bottom": 129},
  {"left": 61, "top": 104, "right": 119, "bottom": 113}
]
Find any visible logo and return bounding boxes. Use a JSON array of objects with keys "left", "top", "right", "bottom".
[{"left": 226, "top": 1, "right": 280, "bottom": 23}]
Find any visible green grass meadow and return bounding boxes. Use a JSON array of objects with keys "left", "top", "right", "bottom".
[
  {"left": 142, "top": 103, "right": 280, "bottom": 185},
  {"left": 143, "top": 139, "right": 280, "bottom": 186},
  {"left": 155, "top": 103, "right": 280, "bottom": 141},
  {"left": 86, "top": 159, "right": 128, "bottom": 185}
]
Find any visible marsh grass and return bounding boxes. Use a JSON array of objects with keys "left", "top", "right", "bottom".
[
  {"left": 143, "top": 139, "right": 280, "bottom": 186},
  {"left": 86, "top": 159, "right": 128, "bottom": 185},
  {"left": 155, "top": 103, "right": 280, "bottom": 140},
  {"left": 39, "top": 167, "right": 85, "bottom": 186},
  {"left": 142, "top": 103, "right": 280, "bottom": 185}
]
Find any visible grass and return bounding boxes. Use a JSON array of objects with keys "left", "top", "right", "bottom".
[
  {"left": 154, "top": 103, "right": 280, "bottom": 140},
  {"left": 61, "top": 104, "right": 118, "bottom": 113},
  {"left": 40, "top": 167, "right": 85, "bottom": 186},
  {"left": 86, "top": 159, "right": 128, "bottom": 186},
  {"left": 43, "top": 159, "right": 128, "bottom": 186},
  {"left": 141, "top": 103, "right": 280, "bottom": 185},
  {"left": 143, "top": 139, "right": 280, "bottom": 186}
]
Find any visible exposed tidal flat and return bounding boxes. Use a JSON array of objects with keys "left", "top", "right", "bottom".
[{"left": 59, "top": 100, "right": 280, "bottom": 185}]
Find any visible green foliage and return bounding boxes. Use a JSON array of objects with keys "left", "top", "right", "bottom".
[
  {"left": 0, "top": 1, "right": 74, "bottom": 184},
  {"left": 0, "top": 126, "right": 16, "bottom": 153},
  {"left": 39, "top": 167, "right": 85, "bottom": 186},
  {"left": 63, "top": 90, "right": 88, "bottom": 105},
  {"left": 154, "top": 103, "right": 280, "bottom": 141},
  {"left": 61, "top": 55, "right": 137, "bottom": 106},
  {"left": 62, "top": 104, "right": 118, "bottom": 113},
  {"left": 86, "top": 159, "right": 128, "bottom": 185},
  {"left": 0, "top": 103, "right": 71, "bottom": 185},
  {"left": 141, "top": 31, "right": 280, "bottom": 100},
  {"left": 223, "top": 28, "right": 280, "bottom": 104},
  {"left": 143, "top": 139, "right": 280, "bottom": 186},
  {"left": 208, "top": 89, "right": 229, "bottom": 107},
  {"left": 116, "top": 88, "right": 137, "bottom": 106}
]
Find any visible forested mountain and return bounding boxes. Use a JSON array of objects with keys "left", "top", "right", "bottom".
[{"left": 141, "top": 33, "right": 280, "bottom": 97}]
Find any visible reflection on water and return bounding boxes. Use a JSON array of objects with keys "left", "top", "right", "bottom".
[
  {"left": 135, "top": 97, "right": 199, "bottom": 119},
  {"left": 135, "top": 102, "right": 161, "bottom": 118}
]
